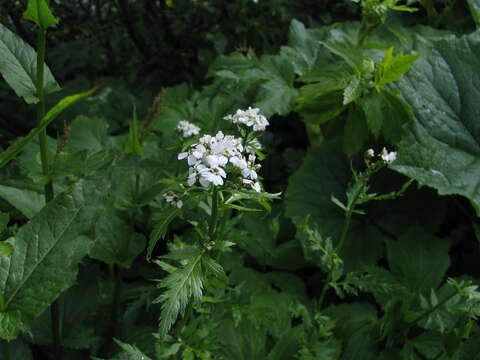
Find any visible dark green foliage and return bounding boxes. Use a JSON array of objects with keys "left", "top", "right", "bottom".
[{"left": 0, "top": 1, "right": 480, "bottom": 359}]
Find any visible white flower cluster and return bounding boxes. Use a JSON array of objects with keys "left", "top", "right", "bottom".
[
  {"left": 163, "top": 191, "right": 183, "bottom": 208},
  {"left": 380, "top": 147, "right": 397, "bottom": 163},
  {"left": 178, "top": 131, "right": 262, "bottom": 191},
  {"left": 175, "top": 120, "right": 201, "bottom": 138},
  {"left": 366, "top": 148, "right": 397, "bottom": 164},
  {"left": 224, "top": 107, "right": 269, "bottom": 131}
]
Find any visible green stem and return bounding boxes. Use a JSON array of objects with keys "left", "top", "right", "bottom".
[
  {"left": 408, "top": 290, "right": 458, "bottom": 326},
  {"left": 208, "top": 187, "right": 219, "bottom": 242},
  {"left": 36, "top": 26, "right": 59, "bottom": 359},
  {"left": 2, "top": 341, "right": 10, "bottom": 360}
]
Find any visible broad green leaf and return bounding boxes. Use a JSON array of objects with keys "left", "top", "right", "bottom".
[
  {"left": 0, "top": 185, "right": 44, "bottom": 219},
  {"left": 361, "top": 92, "right": 383, "bottom": 137},
  {"left": 253, "top": 55, "right": 297, "bottom": 117},
  {"left": 0, "top": 178, "right": 106, "bottom": 340},
  {"left": 282, "top": 19, "right": 321, "bottom": 75},
  {"left": 23, "top": 0, "right": 58, "bottom": 29},
  {"left": 0, "top": 86, "right": 98, "bottom": 169},
  {"left": 0, "top": 23, "right": 60, "bottom": 103},
  {"left": 114, "top": 338, "right": 152, "bottom": 360},
  {"left": 392, "top": 30, "right": 480, "bottom": 215},
  {"left": 320, "top": 41, "right": 364, "bottom": 72},
  {"left": 386, "top": 227, "right": 450, "bottom": 292},
  {"left": 324, "top": 303, "right": 378, "bottom": 360},
  {"left": 375, "top": 47, "right": 419, "bottom": 89},
  {"left": 90, "top": 207, "right": 146, "bottom": 269},
  {"left": 285, "top": 139, "right": 383, "bottom": 272},
  {"left": 344, "top": 105, "right": 369, "bottom": 156}
]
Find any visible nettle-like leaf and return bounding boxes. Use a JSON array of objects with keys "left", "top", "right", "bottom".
[
  {"left": 285, "top": 139, "right": 383, "bottom": 272},
  {"left": 0, "top": 178, "right": 107, "bottom": 340},
  {"left": 392, "top": 30, "right": 480, "bottom": 215},
  {"left": 386, "top": 227, "right": 450, "bottom": 292},
  {"left": 375, "top": 47, "right": 420, "bottom": 90},
  {"left": 23, "top": 0, "right": 58, "bottom": 29},
  {"left": 0, "top": 23, "right": 60, "bottom": 103}
]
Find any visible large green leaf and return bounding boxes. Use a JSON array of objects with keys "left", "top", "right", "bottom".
[
  {"left": 392, "top": 30, "right": 480, "bottom": 215},
  {"left": 0, "top": 23, "right": 60, "bottom": 103},
  {"left": 386, "top": 227, "right": 450, "bottom": 292},
  {"left": 90, "top": 207, "right": 146, "bottom": 269},
  {"left": 285, "top": 139, "right": 383, "bottom": 272},
  {"left": 0, "top": 178, "right": 106, "bottom": 340}
]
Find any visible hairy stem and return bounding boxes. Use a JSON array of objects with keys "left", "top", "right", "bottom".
[
  {"left": 208, "top": 186, "right": 219, "bottom": 242},
  {"left": 36, "top": 25, "right": 60, "bottom": 360},
  {"left": 318, "top": 208, "right": 353, "bottom": 309}
]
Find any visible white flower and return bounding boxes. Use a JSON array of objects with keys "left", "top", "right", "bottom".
[
  {"left": 243, "top": 179, "right": 261, "bottom": 192},
  {"left": 381, "top": 147, "right": 397, "bottom": 164},
  {"left": 198, "top": 165, "right": 226, "bottom": 187},
  {"left": 224, "top": 107, "right": 269, "bottom": 131},
  {"left": 163, "top": 191, "right": 183, "bottom": 208},
  {"left": 366, "top": 149, "right": 375, "bottom": 158},
  {"left": 178, "top": 129, "right": 264, "bottom": 190},
  {"left": 175, "top": 120, "right": 200, "bottom": 138}
]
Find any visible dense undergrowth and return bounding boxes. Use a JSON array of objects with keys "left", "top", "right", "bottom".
[{"left": 1, "top": 0, "right": 480, "bottom": 359}]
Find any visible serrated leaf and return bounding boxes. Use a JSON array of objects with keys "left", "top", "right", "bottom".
[
  {"left": 0, "top": 178, "right": 107, "bottom": 340},
  {"left": 113, "top": 338, "right": 152, "bottom": 360},
  {"left": 343, "top": 76, "right": 362, "bottom": 105},
  {"left": 375, "top": 47, "right": 419, "bottom": 89},
  {"left": 361, "top": 93, "right": 383, "bottom": 137},
  {"left": 391, "top": 30, "right": 480, "bottom": 215},
  {"left": 23, "top": 0, "right": 58, "bottom": 29},
  {"left": 0, "top": 23, "right": 60, "bottom": 103},
  {"left": 321, "top": 41, "right": 364, "bottom": 72},
  {"left": 386, "top": 227, "right": 450, "bottom": 292},
  {"left": 0, "top": 86, "right": 99, "bottom": 169},
  {"left": 156, "top": 251, "right": 204, "bottom": 337},
  {"left": 147, "top": 208, "right": 182, "bottom": 260}
]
